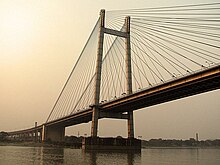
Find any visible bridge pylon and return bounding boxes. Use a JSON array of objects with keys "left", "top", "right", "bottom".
[
  {"left": 125, "top": 16, "right": 134, "bottom": 139},
  {"left": 91, "top": 10, "right": 134, "bottom": 139},
  {"left": 91, "top": 9, "right": 105, "bottom": 138}
]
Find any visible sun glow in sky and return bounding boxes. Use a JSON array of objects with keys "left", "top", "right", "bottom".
[
  {"left": 0, "top": 3, "right": 36, "bottom": 60},
  {"left": 2, "top": 9, "right": 33, "bottom": 43}
]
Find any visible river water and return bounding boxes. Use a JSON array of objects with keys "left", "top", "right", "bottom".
[{"left": 0, "top": 146, "right": 219, "bottom": 165}]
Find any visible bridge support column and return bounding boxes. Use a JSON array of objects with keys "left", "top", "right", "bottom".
[
  {"left": 35, "top": 122, "right": 38, "bottom": 142},
  {"left": 128, "top": 111, "right": 134, "bottom": 138},
  {"left": 125, "top": 16, "right": 134, "bottom": 138},
  {"left": 91, "top": 106, "right": 99, "bottom": 137},
  {"left": 91, "top": 9, "right": 105, "bottom": 138},
  {"left": 41, "top": 125, "right": 65, "bottom": 142},
  {"left": 44, "top": 125, "right": 65, "bottom": 142},
  {"left": 41, "top": 124, "right": 46, "bottom": 142}
]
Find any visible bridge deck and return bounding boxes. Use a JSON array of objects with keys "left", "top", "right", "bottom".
[{"left": 8, "top": 65, "right": 220, "bottom": 135}]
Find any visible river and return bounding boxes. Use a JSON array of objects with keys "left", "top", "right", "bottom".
[{"left": 0, "top": 146, "right": 219, "bottom": 165}]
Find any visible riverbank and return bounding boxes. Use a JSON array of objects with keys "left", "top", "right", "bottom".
[
  {"left": 1, "top": 141, "right": 220, "bottom": 150},
  {"left": 143, "top": 146, "right": 220, "bottom": 149},
  {"left": 141, "top": 138, "right": 220, "bottom": 148},
  {"left": 0, "top": 141, "right": 81, "bottom": 148},
  {"left": 0, "top": 141, "right": 50, "bottom": 147}
]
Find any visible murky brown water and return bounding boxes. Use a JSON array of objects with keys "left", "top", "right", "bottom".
[{"left": 0, "top": 146, "right": 219, "bottom": 165}]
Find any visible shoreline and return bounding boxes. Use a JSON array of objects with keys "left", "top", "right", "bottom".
[
  {"left": 0, "top": 141, "right": 52, "bottom": 147},
  {"left": 0, "top": 141, "right": 78, "bottom": 148},
  {"left": 1, "top": 141, "right": 220, "bottom": 149},
  {"left": 143, "top": 146, "right": 220, "bottom": 149}
]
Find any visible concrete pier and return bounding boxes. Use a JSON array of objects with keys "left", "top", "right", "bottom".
[
  {"left": 45, "top": 126, "right": 65, "bottom": 142},
  {"left": 82, "top": 137, "right": 141, "bottom": 151}
]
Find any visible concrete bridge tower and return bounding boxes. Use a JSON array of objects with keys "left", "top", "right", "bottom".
[{"left": 91, "top": 10, "right": 134, "bottom": 139}]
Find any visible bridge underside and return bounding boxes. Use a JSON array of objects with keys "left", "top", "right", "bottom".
[
  {"left": 44, "top": 66, "right": 220, "bottom": 131},
  {"left": 101, "top": 67, "right": 220, "bottom": 113}
]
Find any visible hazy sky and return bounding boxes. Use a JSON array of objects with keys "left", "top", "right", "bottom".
[{"left": 0, "top": 0, "right": 219, "bottom": 140}]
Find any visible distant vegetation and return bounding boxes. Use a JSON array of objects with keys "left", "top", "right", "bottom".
[
  {"left": 64, "top": 136, "right": 220, "bottom": 148},
  {"left": 142, "top": 138, "right": 220, "bottom": 147},
  {"left": 1, "top": 133, "right": 220, "bottom": 148},
  {"left": 0, "top": 132, "right": 9, "bottom": 141}
]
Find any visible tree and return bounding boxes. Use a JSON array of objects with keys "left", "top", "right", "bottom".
[{"left": 0, "top": 131, "right": 9, "bottom": 141}]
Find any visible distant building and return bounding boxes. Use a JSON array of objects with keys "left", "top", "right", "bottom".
[{"left": 196, "top": 133, "right": 199, "bottom": 141}]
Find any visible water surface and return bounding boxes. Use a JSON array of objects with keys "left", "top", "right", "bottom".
[{"left": 0, "top": 146, "right": 219, "bottom": 165}]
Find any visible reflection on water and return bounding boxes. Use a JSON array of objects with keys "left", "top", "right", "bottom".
[
  {"left": 141, "top": 148, "right": 220, "bottom": 165},
  {"left": 0, "top": 146, "right": 65, "bottom": 165},
  {"left": 0, "top": 146, "right": 140, "bottom": 165},
  {"left": 0, "top": 146, "right": 220, "bottom": 165},
  {"left": 83, "top": 150, "right": 141, "bottom": 165},
  {"left": 39, "top": 147, "right": 64, "bottom": 164}
]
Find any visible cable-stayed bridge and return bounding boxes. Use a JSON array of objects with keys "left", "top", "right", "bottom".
[{"left": 8, "top": 3, "right": 220, "bottom": 143}]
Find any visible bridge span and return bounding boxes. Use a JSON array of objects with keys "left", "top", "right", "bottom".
[{"left": 8, "top": 65, "right": 220, "bottom": 142}]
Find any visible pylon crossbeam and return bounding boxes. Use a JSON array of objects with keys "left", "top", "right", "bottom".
[
  {"left": 103, "top": 27, "right": 127, "bottom": 38},
  {"left": 99, "top": 112, "right": 128, "bottom": 119}
]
